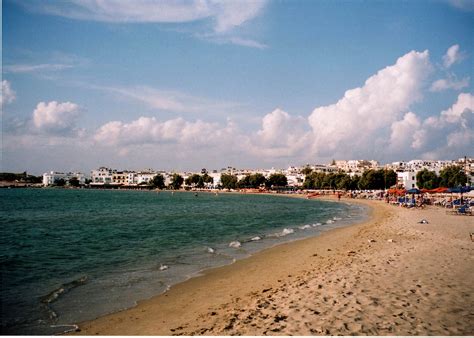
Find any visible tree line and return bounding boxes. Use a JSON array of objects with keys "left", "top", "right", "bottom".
[
  {"left": 416, "top": 166, "right": 467, "bottom": 189},
  {"left": 150, "top": 167, "right": 467, "bottom": 191},
  {"left": 149, "top": 172, "right": 289, "bottom": 190},
  {"left": 32, "top": 164, "right": 470, "bottom": 190},
  {"left": 302, "top": 168, "right": 398, "bottom": 190},
  {"left": 0, "top": 172, "right": 42, "bottom": 183}
]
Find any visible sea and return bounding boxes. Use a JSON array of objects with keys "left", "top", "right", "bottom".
[{"left": 0, "top": 188, "right": 368, "bottom": 334}]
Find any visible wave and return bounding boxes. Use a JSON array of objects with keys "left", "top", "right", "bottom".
[
  {"left": 228, "top": 241, "right": 241, "bottom": 248},
  {"left": 313, "top": 222, "right": 322, "bottom": 227},
  {"left": 326, "top": 219, "right": 334, "bottom": 224},
  {"left": 298, "top": 224, "right": 312, "bottom": 230},
  {"left": 40, "top": 276, "right": 88, "bottom": 323},
  {"left": 41, "top": 276, "right": 88, "bottom": 305},
  {"left": 268, "top": 228, "right": 295, "bottom": 238},
  {"left": 250, "top": 236, "right": 262, "bottom": 241},
  {"left": 207, "top": 247, "right": 216, "bottom": 254}
]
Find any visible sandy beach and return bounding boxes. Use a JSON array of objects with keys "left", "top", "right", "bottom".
[{"left": 72, "top": 197, "right": 473, "bottom": 335}]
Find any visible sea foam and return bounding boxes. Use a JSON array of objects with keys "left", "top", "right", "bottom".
[
  {"left": 229, "top": 241, "right": 241, "bottom": 248},
  {"left": 299, "top": 224, "right": 312, "bottom": 230}
]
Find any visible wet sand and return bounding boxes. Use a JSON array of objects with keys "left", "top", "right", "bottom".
[{"left": 72, "top": 198, "right": 474, "bottom": 335}]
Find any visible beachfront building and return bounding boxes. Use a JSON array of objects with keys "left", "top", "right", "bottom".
[
  {"left": 135, "top": 171, "right": 157, "bottom": 185},
  {"left": 397, "top": 170, "right": 418, "bottom": 189},
  {"left": 311, "top": 164, "right": 338, "bottom": 174},
  {"left": 112, "top": 171, "right": 128, "bottom": 185},
  {"left": 286, "top": 173, "right": 304, "bottom": 187},
  {"left": 42, "top": 171, "right": 86, "bottom": 186},
  {"left": 91, "top": 167, "right": 115, "bottom": 185}
]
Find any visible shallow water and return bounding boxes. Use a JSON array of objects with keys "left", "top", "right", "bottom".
[{"left": 0, "top": 189, "right": 367, "bottom": 334}]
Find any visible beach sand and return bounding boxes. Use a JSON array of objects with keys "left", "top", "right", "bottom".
[{"left": 72, "top": 198, "right": 473, "bottom": 335}]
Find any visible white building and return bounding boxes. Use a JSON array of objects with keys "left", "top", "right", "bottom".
[
  {"left": 135, "top": 171, "right": 156, "bottom": 185},
  {"left": 42, "top": 171, "right": 86, "bottom": 186},
  {"left": 397, "top": 170, "right": 418, "bottom": 189},
  {"left": 91, "top": 167, "right": 115, "bottom": 185}
]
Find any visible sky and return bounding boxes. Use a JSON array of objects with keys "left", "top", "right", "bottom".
[{"left": 1, "top": 0, "right": 473, "bottom": 175}]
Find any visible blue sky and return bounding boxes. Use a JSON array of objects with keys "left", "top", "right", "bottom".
[{"left": 2, "top": 0, "right": 473, "bottom": 175}]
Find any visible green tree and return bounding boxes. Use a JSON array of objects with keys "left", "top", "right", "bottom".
[
  {"left": 249, "top": 173, "right": 266, "bottom": 188},
  {"left": 150, "top": 174, "right": 165, "bottom": 189},
  {"left": 336, "top": 174, "right": 352, "bottom": 190},
  {"left": 54, "top": 178, "right": 66, "bottom": 187},
  {"left": 265, "top": 173, "right": 288, "bottom": 189},
  {"left": 383, "top": 169, "right": 398, "bottom": 189},
  {"left": 202, "top": 173, "right": 214, "bottom": 187},
  {"left": 416, "top": 169, "right": 439, "bottom": 189},
  {"left": 350, "top": 175, "right": 361, "bottom": 190},
  {"left": 301, "top": 166, "right": 313, "bottom": 176},
  {"left": 69, "top": 177, "right": 80, "bottom": 187},
  {"left": 303, "top": 172, "right": 326, "bottom": 189},
  {"left": 185, "top": 174, "right": 203, "bottom": 188},
  {"left": 237, "top": 175, "right": 251, "bottom": 189},
  {"left": 439, "top": 166, "right": 467, "bottom": 188},
  {"left": 220, "top": 173, "right": 238, "bottom": 190},
  {"left": 359, "top": 169, "right": 384, "bottom": 190},
  {"left": 169, "top": 174, "right": 184, "bottom": 190}
]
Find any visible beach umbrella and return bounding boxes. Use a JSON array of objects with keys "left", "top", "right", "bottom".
[
  {"left": 432, "top": 187, "right": 449, "bottom": 193},
  {"left": 388, "top": 188, "right": 406, "bottom": 196},
  {"left": 448, "top": 186, "right": 471, "bottom": 193}
]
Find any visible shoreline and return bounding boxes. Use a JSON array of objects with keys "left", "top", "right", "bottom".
[
  {"left": 71, "top": 196, "right": 473, "bottom": 335},
  {"left": 70, "top": 196, "right": 374, "bottom": 335}
]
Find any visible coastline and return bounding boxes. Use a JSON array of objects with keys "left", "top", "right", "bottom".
[{"left": 71, "top": 196, "right": 473, "bottom": 335}]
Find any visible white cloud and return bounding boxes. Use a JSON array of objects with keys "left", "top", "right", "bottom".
[
  {"left": 389, "top": 112, "right": 421, "bottom": 151},
  {"left": 449, "top": 0, "right": 474, "bottom": 11},
  {"left": 32, "top": 101, "right": 81, "bottom": 135},
  {"left": 1, "top": 80, "right": 16, "bottom": 106},
  {"left": 440, "top": 92, "right": 474, "bottom": 123},
  {"left": 308, "top": 50, "right": 432, "bottom": 157},
  {"left": 201, "top": 35, "right": 267, "bottom": 49},
  {"left": 211, "top": 0, "right": 267, "bottom": 33},
  {"left": 94, "top": 116, "right": 237, "bottom": 147},
  {"left": 248, "top": 108, "right": 310, "bottom": 158},
  {"left": 100, "top": 85, "right": 242, "bottom": 115},
  {"left": 27, "top": 0, "right": 267, "bottom": 33},
  {"left": 442, "top": 44, "right": 465, "bottom": 68},
  {"left": 3, "top": 63, "right": 74, "bottom": 74},
  {"left": 408, "top": 93, "right": 473, "bottom": 157},
  {"left": 430, "top": 76, "right": 469, "bottom": 92}
]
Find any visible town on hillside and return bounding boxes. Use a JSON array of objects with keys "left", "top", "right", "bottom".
[{"left": 33, "top": 157, "right": 473, "bottom": 191}]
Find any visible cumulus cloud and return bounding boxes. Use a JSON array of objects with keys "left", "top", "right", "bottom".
[
  {"left": 1, "top": 80, "right": 16, "bottom": 106},
  {"left": 430, "top": 76, "right": 469, "bottom": 92},
  {"left": 440, "top": 92, "right": 474, "bottom": 123},
  {"left": 308, "top": 50, "right": 432, "bottom": 157},
  {"left": 406, "top": 93, "right": 473, "bottom": 158},
  {"left": 442, "top": 44, "right": 465, "bottom": 68},
  {"left": 25, "top": 0, "right": 267, "bottom": 33},
  {"left": 94, "top": 116, "right": 238, "bottom": 147},
  {"left": 247, "top": 108, "right": 310, "bottom": 158},
  {"left": 32, "top": 101, "right": 81, "bottom": 135},
  {"left": 389, "top": 112, "right": 421, "bottom": 151}
]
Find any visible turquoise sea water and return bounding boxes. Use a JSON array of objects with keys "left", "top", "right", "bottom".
[{"left": 0, "top": 189, "right": 367, "bottom": 334}]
